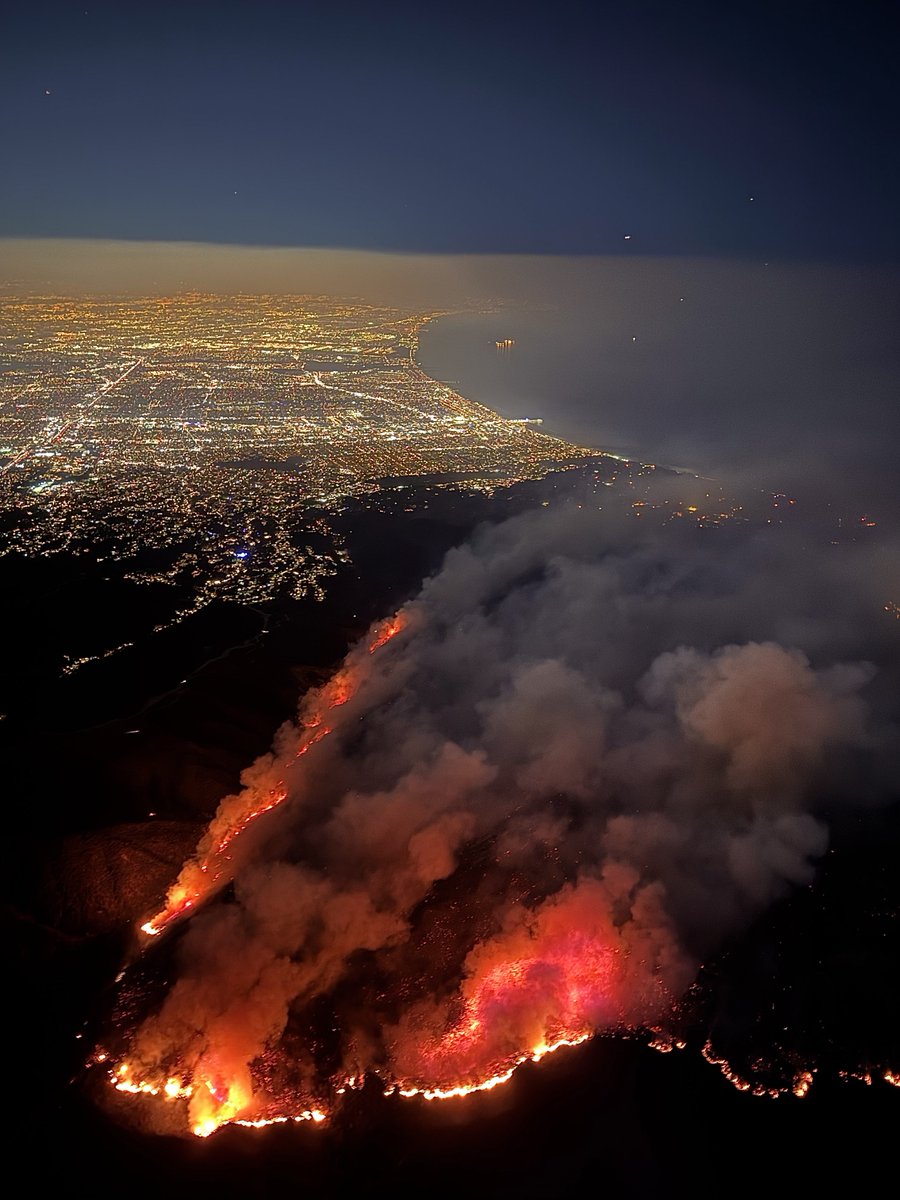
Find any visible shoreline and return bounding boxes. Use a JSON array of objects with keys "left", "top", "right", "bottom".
[{"left": 412, "top": 307, "right": 644, "bottom": 467}]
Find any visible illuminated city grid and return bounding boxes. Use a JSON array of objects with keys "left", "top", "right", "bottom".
[
  {"left": 0, "top": 295, "right": 594, "bottom": 670},
  {"left": 4, "top": 294, "right": 866, "bottom": 680}
]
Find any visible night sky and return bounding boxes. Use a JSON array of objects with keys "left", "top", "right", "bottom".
[{"left": 3, "top": 0, "right": 898, "bottom": 258}]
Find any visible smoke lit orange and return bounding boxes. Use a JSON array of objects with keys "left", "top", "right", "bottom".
[
  {"left": 102, "top": 573, "right": 892, "bottom": 1142},
  {"left": 369, "top": 612, "right": 406, "bottom": 653},
  {"left": 139, "top": 610, "right": 408, "bottom": 939}
]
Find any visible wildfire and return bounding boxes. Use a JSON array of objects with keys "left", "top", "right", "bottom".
[
  {"left": 111, "top": 1061, "right": 193, "bottom": 1101},
  {"left": 140, "top": 886, "right": 194, "bottom": 937},
  {"left": 215, "top": 785, "right": 288, "bottom": 856},
  {"left": 648, "top": 1033, "right": 687, "bottom": 1054},
  {"left": 188, "top": 1073, "right": 256, "bottom": 1137},
  {"left": 701, "top": 1042, "right": 817, "bottom": 1099},
  {"left": 232, "top": 1111, "right": 327, "bottom": 1131},
  {"left": 104, "top": 1030, "right": 595, "bottom": 1139},
  {"left": 382, "top": 921, "right": 631, "bottom": 1107},
  {"left": 138, "top": 782, "right": 287, "bottom": 939},
  {"left": 107, "top": 1058, "right": 318, "bottom": 1139},
  {"left": 792, "top": 1070, "right": 814, "bottom": 1098},
  {"left": 368, "top": 612, "right": 407, "bottom": 653},
  {"left": 107, "top": 919, "right": 620, "bottom": 1138},
  {"left": 137, "top": 610, "right": 408, "bottom": 940},
  {"left": 94, "top": 541, "right": 894, "bottom": 1146},
  {"left": 116, "top": 815, "right": 671, "bottom": 1140},
  {"left": 296, "top": 725, "right": 332, "bottom": 755},
  {"left": 386, "top": 1034, "right": 591, "bottom": 1102}
]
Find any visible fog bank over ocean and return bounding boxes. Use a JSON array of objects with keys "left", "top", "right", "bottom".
[
  {"left": 417, "top": 264, "right": 900, "bottom": 519},
  {"left": 4, "top": 238, "right": 898, "bottom": 516}
]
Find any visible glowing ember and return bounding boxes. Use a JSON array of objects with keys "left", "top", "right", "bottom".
[
  {"left": 214, "top": 785, "right": 287, "bottom": 856},
  {"left": 700, "top": 1042, "right": 820, "bottom": 1099},
  {"left": 295, "top": 725, "right": 331, "bottom": 758},
  {"left": 792, "top": 1070, "right": 814, "bottom": 1098},
  {"left": 233, "top": 1111, "right": 327, "bottom": 1129},
  {"left": 648, "top": 1033, "right": 687, "bottom": 1053}
]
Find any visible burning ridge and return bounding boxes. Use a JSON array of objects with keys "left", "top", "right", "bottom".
[
  {"left": 96, "top": 507, "right": 894, "bottom": 1137},
  {"left": 139, "top": 613, "right": 409, "bottom": 940}
]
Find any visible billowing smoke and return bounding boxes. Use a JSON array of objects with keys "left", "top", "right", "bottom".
[{"left": 110, "top": 505, "right": 894, "bottom": 1133}]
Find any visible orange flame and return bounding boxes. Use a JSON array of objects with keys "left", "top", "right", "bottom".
[
  {"left": 368, "top": 612, "right": 407, "bottom": 653},
  {"left": 138, "top": 610, "right": 408, "bottom": 941},
  {"left": 113, "top": 605, "right": 663, "bottom": 1138},
  {"left": 214, "top": 784, "right": 288, "bottom": 856},
  {"left": 701, "top": 1041, "right": 817, "bottom": 1099},
  {"left": 385, "top": 1033, "right": 591, "bottom": 1102},
  {"left": 387, "top": 927, "right": 623, "bottom": 1101},
  {"left": 106, "top": 1053, "right": 330, "bottom": 1138},
  {"left": 104, "top": 1032, "right": 592, "bottom": 1139}
]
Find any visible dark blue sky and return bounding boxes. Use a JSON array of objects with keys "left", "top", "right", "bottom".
[{"left": 2, "top": 0, "right": 898, "bottom": 257}]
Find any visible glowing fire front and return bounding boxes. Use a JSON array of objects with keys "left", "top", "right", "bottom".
[
  {"left": 139, "top": 612, "right": 408, "bottom": 939},
  {"left": 384, "top": 941, "right": 616, "bottom": 1102},
  {"left": 109, "top": 1059, "right": 326, "bottom": 1137},
  {"left": 107, "top": 603, "right": 683, "bottom": 1139},
  {"left": 109, "top": 875, "right": 676, "bottom": 1138},
  {"left": 105, "top": 1026, "right": 587, "bottom": 1138},
  {"left": 368, "top": 615, "right": 405, "bottom": 654},
  {"left": 380, "top": 879, "right": 679, "bottom": 1108},
  {"left": 103, "top": 927, "right": 622, "bottom": 1138},
  {"left": 100, "top": 593, "right": 890, "bottom": 1141}
]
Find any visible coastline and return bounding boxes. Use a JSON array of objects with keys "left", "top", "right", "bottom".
[{"left": 413, "top": 308, "right": 640, "bottom": 464}]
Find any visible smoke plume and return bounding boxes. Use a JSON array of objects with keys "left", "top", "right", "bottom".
[{"left": 110, "top": 505, "right": 893, "bottom": 1133}]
